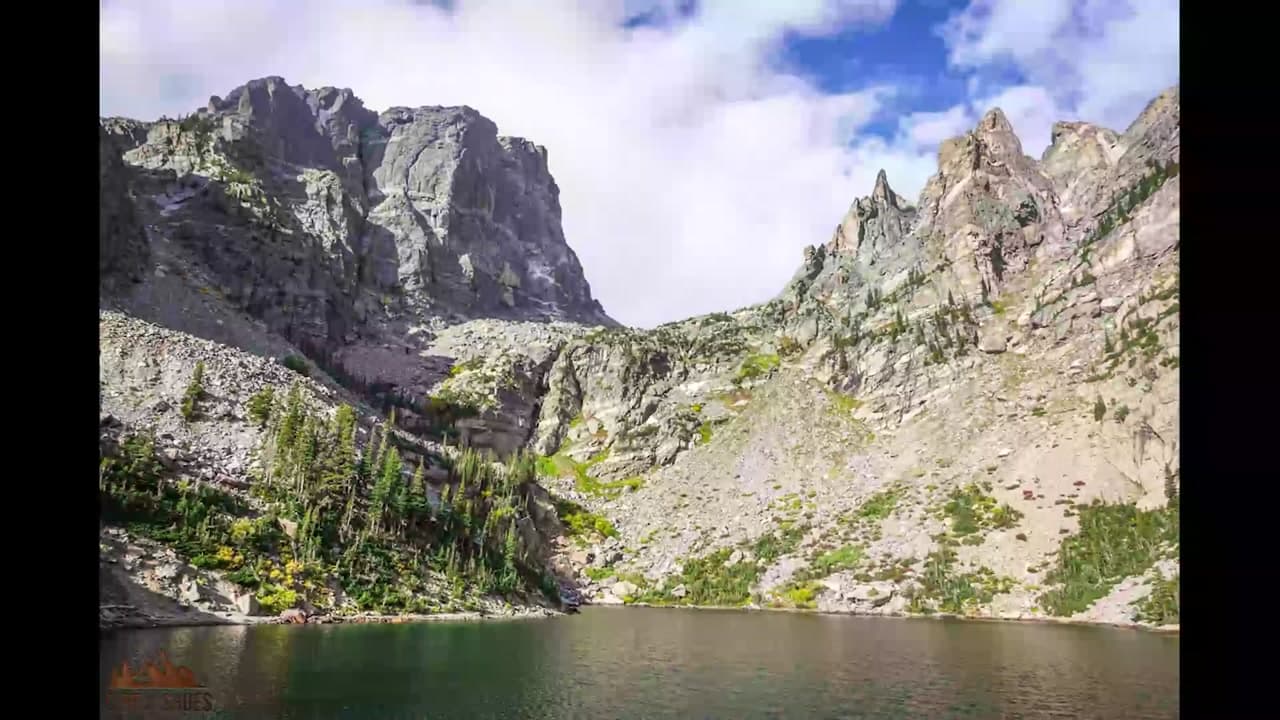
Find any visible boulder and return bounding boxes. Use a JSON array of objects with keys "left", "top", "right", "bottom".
[
  {"left": 279, "top": 608, "right": 308, "bottom": 624},
  {"left": 1101, "top": 297, "right": 1122, "bottom": 313},
  {"left": 610, "top": 581, "right": 638, "bottom": 600},
  {"left": 179, "top": 577, "right": 201, "bottom": 605},
  {"left": 849, "top": 582, "right": 895, "bottom": 608},
  {"left": 979, "top": 323, "right": 1009, "bottom": 354},
  {"left": 234, "top": 593, "right": 260, "bottom": 616},
  {"left": 671, "top": 584, "right": 688, "bottom": 599}
]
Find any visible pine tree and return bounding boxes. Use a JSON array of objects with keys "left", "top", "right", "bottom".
[
  {"left": 180, "top": 361, "right": 206, "bottom": 422},
  {"left": 370, "top": 446, "right": 403, "bottom": 534},
  {"left": 295, "top": 415, "right": 320, "bottom": 497},
  {"left": 276, "top": 381, "right": 304, "bottom": 458},
  {"left": 500, "top": 521, "right": 520, "bottom": 593},
  {"left": 361, "top": 425, "right": 381, "bottom": 485}
]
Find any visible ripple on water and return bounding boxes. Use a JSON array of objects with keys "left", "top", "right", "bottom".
[{"left": 100, "top": 608, "right": 1179, "bottom": 719}]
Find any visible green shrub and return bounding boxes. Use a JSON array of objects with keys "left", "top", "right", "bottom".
[
  {"left": 246, "top": 386, "right": 275, "bottom": 428},
  {"left": 1093, "top": 395, "right": 1106, "bottom": 422},
  {"left": 778, "top": 335, "right": 802, "bottom": 358},
  {"left": 282, "top": 355, "right": 311, "bottom": 377},
  {"left": 778, "top": 580, "right": 823, "bottom": 609}
]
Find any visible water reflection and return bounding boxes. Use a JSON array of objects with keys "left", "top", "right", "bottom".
[{"left": 100, "top": 608, "right": 1178, "bottom": 719}]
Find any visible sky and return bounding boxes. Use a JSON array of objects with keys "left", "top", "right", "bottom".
[{"left": 100, "top": 0, "right": 1179, "bottom": 328}]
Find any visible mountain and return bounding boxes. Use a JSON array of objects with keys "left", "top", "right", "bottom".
[{"left": 98, "top": 78, "right": 1179, "bottom": 629}]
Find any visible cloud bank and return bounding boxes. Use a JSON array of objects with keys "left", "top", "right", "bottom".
[{"left": 100, "top": 0, "right": 1177, "bottom": 327}]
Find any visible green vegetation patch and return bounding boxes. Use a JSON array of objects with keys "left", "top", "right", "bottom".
[
  {"left": 282, "top": 355, "right": 311, "bottom": 377},
  {"left": 663, "top": 547, "right": 761, "bottom": 606},
  {"left": 552, "top": 496, "right": 619, "bottom": 540},
  {"left": 733, "top": 353, "right": 780, "bottom": 385},
  {"left": 1037, "top": 500, "right": 1179, "bottom": 616},
  {"left": 102, "top": 380, "right": 557, "bottom": 616},
  {"left": 911, "top": 547, "right": 1016, "bottom": 615},
  {"left": 857, "top": 487, "right": 902, "bottom": 521},
  {"left": 537, "top": 446, "right": 640, "bottom": 500},
  {"left": 1134, "top": 571, "right": 1179, "bottom": 625},
  {"left": 941, "top": 482, "right": 1023, "bottom": 536},
  {"left": 697, "top": 421, "right": 714, "bottom": 446},
  {"left": 808, "top": 544, "right": 864, "bottom": 577}
]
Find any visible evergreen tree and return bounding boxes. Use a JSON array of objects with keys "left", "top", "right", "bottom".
[
  {"left": 370, "top": 447, "right": 403, "bottom": 533},
  {"left": 404, "top": 460, "right": 428, "bottom": 525},
  {"left": 500, "top": 521, "right": 520, "bottom": 593},
  {"left": 247, "top": 386, "right": 275, "bottom": 429},
  {"left": 181, "top": 361, "right": 206, "bottom": 422},
  {"left": 276, "top": 381, "right": 304, "bottom": 458}
]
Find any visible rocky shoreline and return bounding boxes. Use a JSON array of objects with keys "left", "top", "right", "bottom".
[
  {"left": 100, "top": 605, "right": 563, "bottom": 632},
  {"left": 102, "top": 596, "right": 1176, "bottom": 634},
  {"left": 598, "top": 601, "right": 1180, "bottom": 633}
]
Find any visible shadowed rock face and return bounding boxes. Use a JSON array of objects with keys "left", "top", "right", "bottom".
[
  {"left": 99, "top": 126, "right": 150, "bottom": 290},
  {"left": 99, "top": 77, "right": 615, "bottom": 457}
]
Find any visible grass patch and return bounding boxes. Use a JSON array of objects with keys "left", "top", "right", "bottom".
[
  {"left": 857, "top": 487, "right": 901, "bottom": 521},
  {"left": 1037, "top": 500, "right": 1179, "bottom": 616},
  {"left": 808, "top": 544, "right": 864, "bottom": 576}
]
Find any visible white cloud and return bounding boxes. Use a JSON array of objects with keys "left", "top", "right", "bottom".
[
  {"left": 900, "top": 105, "right": 975, "bottom": 148},
  {"left": 100, "top": 0, "right": 918, "bottom": 328},
  {"left": 940, "top": 0, "right": 1179, "bottom": 135},
  {"left": 99, "top": 0, "right": 1178, "bottom": 327}
]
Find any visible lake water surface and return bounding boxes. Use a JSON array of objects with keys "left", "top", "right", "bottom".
[{"left": 100, "top": 606, "right": 1178, "bottom": 719}]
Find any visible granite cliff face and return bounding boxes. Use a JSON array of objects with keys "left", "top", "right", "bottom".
[{"left": 99, "top": 78, "right": 1179, "bottom": 629}]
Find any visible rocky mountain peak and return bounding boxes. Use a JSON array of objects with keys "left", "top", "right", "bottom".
[
  {"left": 871, "top": 169, "right": 896, "bottom": 207},
  {"left": 103, "top": 75, "right": 614, "bottom": 330}
]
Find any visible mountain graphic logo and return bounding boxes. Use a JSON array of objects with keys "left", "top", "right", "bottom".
[{"left": 109, "top": 651, "right": 204, "bottom": 690}]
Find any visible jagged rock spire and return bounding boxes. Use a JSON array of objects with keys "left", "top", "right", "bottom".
[{"left": 871, "top": 169, "right": 895, "bottom": 208}]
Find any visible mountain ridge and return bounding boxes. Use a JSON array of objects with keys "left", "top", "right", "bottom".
[{"left": 98, "top": 78, "right": 1180, "bottom": 630}]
